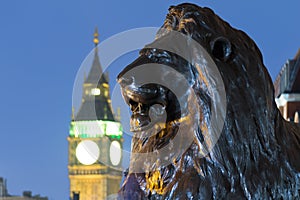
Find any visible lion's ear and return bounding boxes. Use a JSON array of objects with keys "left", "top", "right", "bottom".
[{"left": 211, "top": 37, "right": 232, "bottom": 62}]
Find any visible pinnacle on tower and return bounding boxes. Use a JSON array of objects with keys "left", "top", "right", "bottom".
[
  {"left": 71, "top": 107, "right": 75, "bottom": 121},
  {"left": 93, "top": 27, "right": 99, "bottom": 46},
  {"left": 295, "top": 112, "right": 299, "bottom": 123}
]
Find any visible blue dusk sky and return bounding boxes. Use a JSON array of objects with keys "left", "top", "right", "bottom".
[{"left": 0, "top": 1, "right": 299, "bottom": 200}]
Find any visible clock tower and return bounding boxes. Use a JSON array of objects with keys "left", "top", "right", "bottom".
[{"left": 68, "top": 28, "right": 123, "bottom": 200}]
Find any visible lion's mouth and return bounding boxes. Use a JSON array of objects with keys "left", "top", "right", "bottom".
[
  {"left": 120, "top": 83, "right": 167, "bottom": 132},
  {"left": 117, "top": 49, "right": 188, "bottom": 134},
  {"left": 117, "top": 46, "right": 193, "bottom": 139}
]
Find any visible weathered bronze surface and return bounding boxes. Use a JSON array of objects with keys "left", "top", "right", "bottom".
[{"left": 117, "top": 3, "right": 300, "bottom": 199}]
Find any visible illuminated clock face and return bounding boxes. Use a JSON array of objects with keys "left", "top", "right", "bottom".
[
  {"left": 109, "top": 141, "right": 122, "bottom": 166},
  {"left": 76, "top": 140, "right": 100, "bottom": 165}
]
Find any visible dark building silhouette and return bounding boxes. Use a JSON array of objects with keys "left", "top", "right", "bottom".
[
  {"left": 0, "top": 178, "right": 8, "bottom": 197},
  {"left": 0, "top": 177, "right": 48, "bottom": 200},
  {"left": 274, "top": 49, "right": 300, "bottom": 123}
]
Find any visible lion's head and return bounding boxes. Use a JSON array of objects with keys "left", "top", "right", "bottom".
[{"left": 117, "top": 3, "right": 300, "bottom": 199}]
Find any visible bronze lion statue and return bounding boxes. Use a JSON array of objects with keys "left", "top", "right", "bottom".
[{"left": 117, "top": 3, "right": 300, "bottom": 199}]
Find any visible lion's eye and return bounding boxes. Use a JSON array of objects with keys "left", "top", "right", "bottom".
[{"left": 211, "top": 37, "right": 232, "bottom": 62}]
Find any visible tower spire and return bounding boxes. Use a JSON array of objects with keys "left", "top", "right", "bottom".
[{"left": 75, "top": 28, "right": 113, "bottom": 121}]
